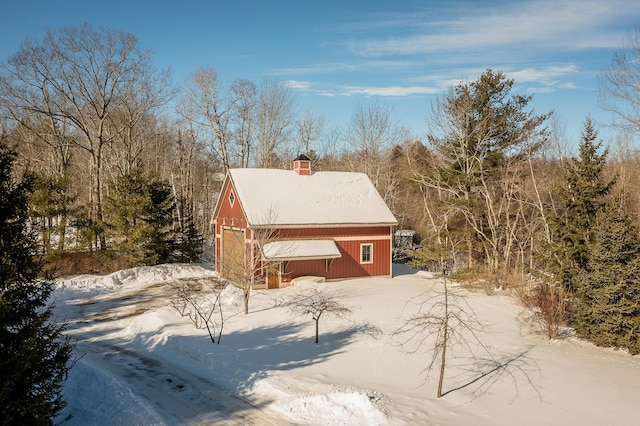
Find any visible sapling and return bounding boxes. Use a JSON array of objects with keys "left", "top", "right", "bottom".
[
  {"left": 395, "top": 274, "right": 489, "bottom": 398},
  {"left": 287, "top": 286, "right": 351, "bottom": 344}
]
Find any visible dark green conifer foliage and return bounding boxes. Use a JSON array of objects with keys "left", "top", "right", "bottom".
[
  {"left": 574, "top": 205, "right": 640, "bottom": 354},
  {"left": 428, "top": 69, "right": 549, "bottom": 269},
  {"left": 27, "top": 173, "right": 74, "bottom": 255},
  {"left": 141, "top": 180, "right": 177, "bottom": 265},
  {"left": 545, "top": 118, "right": 615, "bottom": 294},
  {"left": 0, "top": 141, "right": 73, "bottom": 424},
  {"left": 106, "top": 169, "right": 178, "bottom": 266},
  {"left": 173, "top": 200, "right": 204, "bottom": 263}
]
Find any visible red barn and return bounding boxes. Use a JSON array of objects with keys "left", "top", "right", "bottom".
[{"left": 211, "top": 156, "right": 397, "bottom": 288}]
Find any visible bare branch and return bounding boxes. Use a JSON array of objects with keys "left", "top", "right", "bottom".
[{"left": 287, "top": 286, "right": 352, "bottom": 344}]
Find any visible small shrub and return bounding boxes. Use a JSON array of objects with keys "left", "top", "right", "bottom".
[
  {"left": 520, "top": 283, "right": 567, "bottom": 340},
  {"left": 450, "top": 266, "right": 497, "bottom": 295}
]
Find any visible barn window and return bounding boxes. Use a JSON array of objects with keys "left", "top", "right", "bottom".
[
  {"left": 229, "top": 191, "right": 235, "bottom": 206},
  {"left": 360, "top": 243, "right": 373, "bottom": 264}
]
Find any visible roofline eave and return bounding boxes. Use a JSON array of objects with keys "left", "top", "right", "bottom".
[
  {"left": 250, "top": 221, "right": 398, "bottom": 229},
  {"left": 263, "top": 254, "right": 342, "bottom": 262}
]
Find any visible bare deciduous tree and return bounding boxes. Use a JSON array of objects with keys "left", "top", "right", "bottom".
[
  {"left": 179, "top": 68, "right": 235, "bottom": 171},
  {"left": 218, "top": 208, "right": 284, "bottom": 315},
  {"left": 170, "top": 277, "right": 229, "bottom": 345},
  {"left": 0, "top": 24, "right": 173, "bottom": 249},
  {"left": 395, "top": 275, "right": 489, "bottom": 398},
  {"left": 342, "top": 99, "right": 408, "bottom": 189},
  {"left": 230, "top": 78, "right": 257, "bottom": 168},
  {"left": 297, "top": 111, "right": 325, "bottom": 156},
  {"left": 255, "top": 79, "right": 297, "bottom": 168},
  {"left": 599, "top": 23, "right": 640, "bottom": 133},
  {"left": 287, "top": 286, "right": 352, "bottom": 344}
]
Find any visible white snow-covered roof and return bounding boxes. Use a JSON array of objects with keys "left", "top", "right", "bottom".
[
  {"left": 262, "top": 239, "right": 342, "bottom": 261},
  {"left": 229, "top": 168, "right": 397, "bottom": 226}
]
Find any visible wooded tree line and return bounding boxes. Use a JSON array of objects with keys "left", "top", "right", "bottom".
[
  {"left": 0, "top": 25, "right": 406, "bottom": 264},
  {"left": 2, "top": 24, "right": 640, "bottom": 351}
]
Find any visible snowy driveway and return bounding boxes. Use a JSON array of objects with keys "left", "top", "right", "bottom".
[{"left": 55, "top": 268, "right": 295, "bottom": 425}]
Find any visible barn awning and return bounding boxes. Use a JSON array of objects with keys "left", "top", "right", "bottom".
[{"left": 262, "top": 239, "right": 342, "bottom": 261}]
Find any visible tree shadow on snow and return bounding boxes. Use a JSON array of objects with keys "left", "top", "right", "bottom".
[
  {"left": 143, "top": 319, "right": 380, "bottom": 401},
  {"left": 55, "top": 283, "right": 381, "bottom": 424},
  {"left": 211, "top": 322, "right": 362, "bottom": 386},
  {"left": 441, "top": 346, "right": 541, "bottom": 401}
]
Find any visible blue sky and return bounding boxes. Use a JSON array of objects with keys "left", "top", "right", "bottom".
[{"left": 2, "top": 0, "right": 639, "bottom": 147}]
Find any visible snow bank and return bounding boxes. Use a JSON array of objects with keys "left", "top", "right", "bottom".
[
  {"left": 54, "top": 263, "right": 217, "bottom": 295},
  {"left": 280, "top": 390, "right": 387, "bottom": 425},
  {"left": 290, "top": 276, "right": 326, "bottom": 286}
]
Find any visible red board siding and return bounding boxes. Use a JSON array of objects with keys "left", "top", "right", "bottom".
[
  {"left": 283, "top": 238, "right": 392, "bottom": 280},
  {"left": 215, "top": 181, "right": 249, "bottom": 234},
  {"left": 214, "top": 180, "right": 250, "bottom": 275},
  {"left": 332, "top": 239, "right": 391, "bottom": 278},
  {"left": 275, "top": 226, "right": 390, "bottom": 239},
  {"left": 213, "top": 177, "right": 393, "bottom": 281},
  {"left": 282, "top": 259, "right": 328, "bottom": 281}
]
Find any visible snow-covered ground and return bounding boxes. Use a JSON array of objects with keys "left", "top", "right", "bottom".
[{"left": 52, "top": 263, "right": 640, "bottom": 425}]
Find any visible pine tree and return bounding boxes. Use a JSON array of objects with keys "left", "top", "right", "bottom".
[
  {"left": 0, "top": 140, "right": 73, "bottom": 424},
  {"left": 27, "top": 173, "right": 74, "bottom": 255},
  {"left": 173, "top": 199, "right": 204, "bottom": 263},
  {"left": 428, "top": 69, "right": 549, "bottom": 270},
  {"left": 544, "top": 117, "right": 615, "bottom": 294},
  {"left": 141, "top": 180, "right": 177, "bottom": 265},
  {"left": 574, "top": 205, "right": 640, "bottom": 354},
  {"left": 106, "top": 169, "right": 178, "bottom": 266}
]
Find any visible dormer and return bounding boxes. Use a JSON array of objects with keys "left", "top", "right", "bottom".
[{"left": 293, "top": 154, "right": 312, "bottom": 176}]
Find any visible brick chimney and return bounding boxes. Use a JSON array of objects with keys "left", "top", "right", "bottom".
[{"left": 293, "top": 154, "right": 312, "bottom": 176}]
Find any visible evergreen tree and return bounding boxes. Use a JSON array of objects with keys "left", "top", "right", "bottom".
[
  {"left": 574, "top": 205, "right": 640, "bottom": 354},
  {"left": 428, "top": 69, "right": 549, "bottom": 269},
  {"left": 173, "top": 199, "right": 204, "bottom": 263},
  {"left": 141, "top": 180, "right": 177, "bottom": 265},
  {"left": 106, "top": 169, "right": 178, "bottom": 266},
  {"left": 27, "top": 173, "right": 74, "bottom": 255},
  {"left": 0, "top": 140, "right": 73, "bottom": 424},
  {"left": 544, "top": 117, "right": 615, "bottom": 294}
]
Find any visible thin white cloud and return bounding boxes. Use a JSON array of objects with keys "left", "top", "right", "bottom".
[
  {"left": 287, "top": 63, "right": 582, "bottom": 98},
  {"left": 284, "top": 80, "right": 315, "bottom": 91},
  {"left": 271, "top": 60, "right": 414, "bottom": 77},
  {"left": 506, "top": 65, "right": 580, "bottom": 82},
  {"left": 279, "top": 0, "right": 630, "bottom": 102},
  {"left": 348, "top": 0, "right": 633, "bottom": 57},
  {"left": 342, "top": 85, "right": 440, "bottom": 97},
  {"left": 403, "top": 64, "right": 583, "bottom": 94},
  {"left": 285, "top": 80, "right": 440, "bottom": 97}
]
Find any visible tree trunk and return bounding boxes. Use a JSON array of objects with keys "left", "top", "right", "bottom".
[
  {"left": 95, "top": 147, "right": 107, "bottom": 250},
  {"left": 438, "top": 282, "right": 449, "bottom": 398},
  {"left": 315, "top": 319, "right": 319, "bottom": 344}
]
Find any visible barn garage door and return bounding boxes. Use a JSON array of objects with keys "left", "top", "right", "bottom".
[{"left": 222, "top": 229, "right": 245, "bottom": 283}]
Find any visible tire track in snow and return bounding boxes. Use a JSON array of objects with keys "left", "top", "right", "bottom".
[
  {"left": 75, "top": 340, "right": 293, "bottom": 425},
  {"left": 60, "top": 275, "right": 295, "bottom": 425}
]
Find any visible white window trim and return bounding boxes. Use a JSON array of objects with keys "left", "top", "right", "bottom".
[
  {"left": 229, "top": 190, "right": 236, "bottom": 206},
  {"left": 360, "top": 243, "right": 373, "bottom": 264}
]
